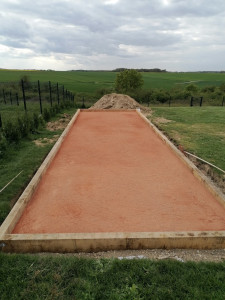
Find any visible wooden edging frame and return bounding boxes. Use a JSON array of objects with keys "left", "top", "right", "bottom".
[{"left": 0, "top": 109, "right": 225, "bottom": 253}]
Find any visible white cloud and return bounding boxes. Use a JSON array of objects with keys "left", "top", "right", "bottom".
[{"left": 103, "top": 0, "right": 120, "bottom": 5}]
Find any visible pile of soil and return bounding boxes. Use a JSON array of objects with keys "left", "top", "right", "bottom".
[{"left": 90, "top": 93, "right": 151, "bottom": 114}]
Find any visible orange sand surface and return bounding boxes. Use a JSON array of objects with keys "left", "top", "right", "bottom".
[{"left": 13, "top": 111, "right": 225, "bottom": 234}]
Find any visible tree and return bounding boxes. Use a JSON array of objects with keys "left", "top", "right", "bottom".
[
  {"left": 185, "top": 84, "right": 198, "bottom": 94},
  {"left": 115, "top": 69, "right": 144, "bottom": 92}
]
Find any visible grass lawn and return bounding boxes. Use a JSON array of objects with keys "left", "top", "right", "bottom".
[
  {"left": 1, "top": 253, "right": 225, "bottom": 300},
  {"left": 151, "top": 106, "right": 225, "bottom": 173}
]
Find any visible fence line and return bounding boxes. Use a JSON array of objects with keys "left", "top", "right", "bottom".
[
  {"left": 0, "top": 80, "right": 75, "bottom": 112},
  {"left": 0, "top": 80, "right": 76, "bottom": 128}
]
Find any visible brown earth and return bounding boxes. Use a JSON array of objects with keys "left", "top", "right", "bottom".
[
  {"left": 46, "top": 113, "right": 71, "bottom": 131},
  {"left": 34, "top": 135, "right": 59, "bottom": 147},
  {"left": 90, "top": 93, "right": 151, "bottom": 114}
]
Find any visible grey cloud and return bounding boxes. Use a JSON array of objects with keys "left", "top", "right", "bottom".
[
  {"left": 0, "top": 13, "right": 30, "bottom": 39},
  {"left": 0, "top": 0, "right": 224, "bottom": 70}
]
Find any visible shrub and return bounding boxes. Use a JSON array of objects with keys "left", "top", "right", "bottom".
[
  {"left": 33, "top": 112, "right": 39, "bottom": 129},
  {"left": 49, "top": 106, "right": 56, "bottom": 117},
  {"left": 3, "top": 121, "right": 20, "bottom": 143},
  {"left": 38, "top": 115, "right": 45, "bottom": 127},
  {"left": 0, "top": 134, "right": 7, "bottom": 158},
  {"left": 53, "top": 104, "right": 61, "bottom": 114},
  {"left": 17, "top": 115, "right": 31, "bottom": 138},
  {"left": 153, "top": 90, "right": 171, "bottom": 103},
  {"left": 43, "top": 108, "right": 51, "bottom": 122}
]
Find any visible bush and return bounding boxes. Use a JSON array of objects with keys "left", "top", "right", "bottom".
[
  {"left": 33, "top": 112, "right": 39, "bottom": 129},
  {"left": 3, "top": 121, "right": 20, "bottom": 143},
  {"left": 43, "top": 108, "right": 51, "bottom": 122},
  {"left": 0, "top": 134, "right": 7, "bottom": 158},
  {"left": 153, "top": 90, "right": 171, "bottom": 103},
  {"left": 53, "top": 104, "right": 61, "bottom": 114},
  {"left": 17, "top": 114, "right": 31, "bottom": 138},
  {"left": 49, "top": 106, "right": 56, "bottom": 117}
]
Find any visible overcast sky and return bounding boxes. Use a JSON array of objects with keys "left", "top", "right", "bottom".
[{"left": 0, "top": 0, "right": 225, "bottom": 71}]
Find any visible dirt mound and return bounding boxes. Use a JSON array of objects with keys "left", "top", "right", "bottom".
[{"left": 90, "top": 93, "right": 151, "bottom": 114}]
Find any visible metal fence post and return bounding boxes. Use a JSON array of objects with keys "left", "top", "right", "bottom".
[
  {"left": 10, "top": 91, "right": 12, "bottom": 105},
  {"left": 16, "top": 93, "right": 19, "bottom": 106},
  {"left": 57, "top": 83, "right": 60, "bottom": 105},
  {"left": 21, "top": 79, "right": 27, "bottom": 111},
  {"left": 38, "top": 80, "right": 42, "bottom": 114},
  {"left": 49, "top": 81, "right": 52, "bottom": 107},
  {"left": 3, "top": 89, "right": 6, "bottom": 104}
]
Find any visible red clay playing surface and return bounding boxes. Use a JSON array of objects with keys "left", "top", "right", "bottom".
[{"left": 13, "top": 111, "right": 225, "bottom": 234}]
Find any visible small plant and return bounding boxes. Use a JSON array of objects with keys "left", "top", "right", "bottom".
[
  {"left": 49, "top": 106, "right": 56, "bottom": 117},
  {"left": 17, "top": 114, "right": 31, "bottom": 138},
  {"left": 54, "top": 104, "right": 61, "bottom": 114},
  {"left": 38, "top": 114, "right": 45, "bottom": 127},
  {"left": 3, "top": 120, "right": 20, "bottom": 143},
  {"left": 43, "top": 108, "right": 51, "bottom": 122},
  {"left": 0, "top": 134, "right": 7, "bottom": 158},
  {"left": 33, "top": 112, "right": 39, "bottom": 129}
]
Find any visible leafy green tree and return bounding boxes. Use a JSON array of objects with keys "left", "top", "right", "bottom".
[
  {"left": 115, "top": 69, "right": 144, "bottom": 92},
  {"left": 185, "top": 84, "right": 198, "bottom": 94}
]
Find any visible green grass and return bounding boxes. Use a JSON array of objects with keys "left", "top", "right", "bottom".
[
  {"left": 0, "top": 102, "right": 52, "bottom": 124},
  {"left": 0, "top": 69, "right": 224, "bottom": 94},
  {"left": 1, "top": 253, "right": 225, "bottom": 299},
  {"left": 151, "top": 106, "right": 225, "bottom": 172}
]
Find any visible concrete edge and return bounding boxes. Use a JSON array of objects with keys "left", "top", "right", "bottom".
[
  {"left": 2, "top": 231, "right": 225, "bottom": 253},
  {"left": 136, "top": 109, "right": 225, "bottom": 208},
  {"left": 0, "top": 109, "right": 81, "bottom": 240}
]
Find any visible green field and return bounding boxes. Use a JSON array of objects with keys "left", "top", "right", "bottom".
[{"left": 0, "top": 69, "right": 224, "bottom": 94}]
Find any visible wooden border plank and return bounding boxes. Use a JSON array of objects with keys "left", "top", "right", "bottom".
[{"left": 2, "top": 231, "right": 225, "bottom": 253}]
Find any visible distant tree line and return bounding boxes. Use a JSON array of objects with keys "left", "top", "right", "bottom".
[
  {"left": 69, "top": 68, "right": 167, "bottom": 72},
  {"left": 113, "top": 68, "right": 167, "bottom": 73}
]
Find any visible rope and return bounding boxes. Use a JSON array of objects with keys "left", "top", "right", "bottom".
[
  {"left": 184, "top": 151, "right": 225, "bottom": 174},
  {"left": 0, "top": 171, "right": 23, "bottom": 194}
]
